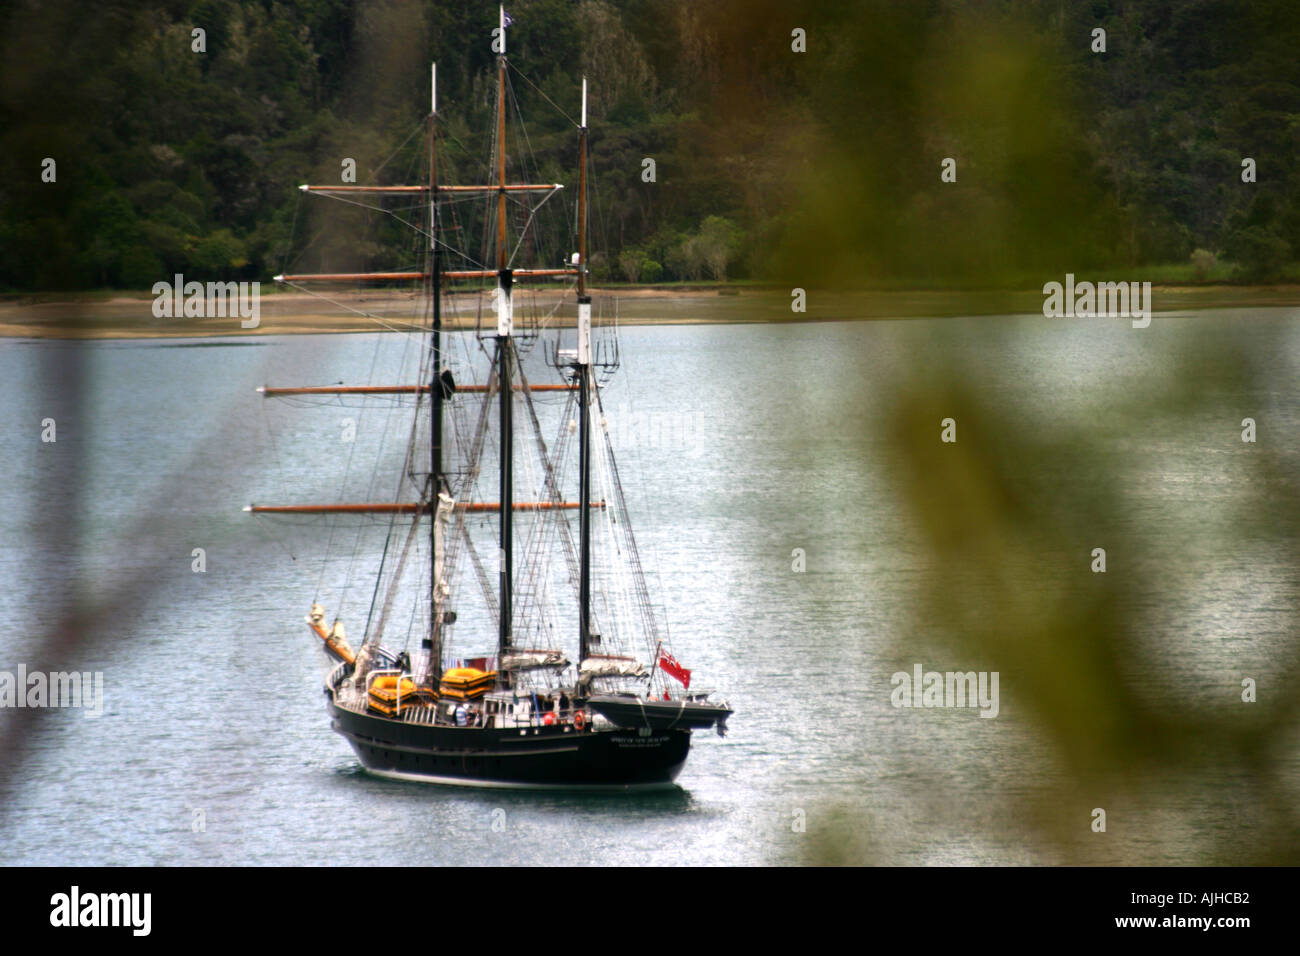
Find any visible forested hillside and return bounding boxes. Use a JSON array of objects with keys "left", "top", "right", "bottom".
[{"left": 1, "top": 0, "right": 1297, "bottom": 290}]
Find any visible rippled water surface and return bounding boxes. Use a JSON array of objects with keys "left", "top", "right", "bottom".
[{"left": 1, "top": 308, "right": 1297, "bottom": 865}]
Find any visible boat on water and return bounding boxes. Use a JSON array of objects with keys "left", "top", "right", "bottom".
[{"left": 248, "top": 8, "right": 731, "bottom": 791}]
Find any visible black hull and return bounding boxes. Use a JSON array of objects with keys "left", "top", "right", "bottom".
[{"left": 329, "top": 700, "right": 691, "bottom": 791}]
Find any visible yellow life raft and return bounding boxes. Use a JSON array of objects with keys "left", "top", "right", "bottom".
[
  {"left": 367, "top": 674, "right": 438, "bottom": 716},
  {"left": 438, "top": 667, "right": 497, "bottom": 700}
]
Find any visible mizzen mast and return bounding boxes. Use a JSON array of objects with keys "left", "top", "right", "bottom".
[{"left": 576, "top": 76, "right": 593, "bottom": 666}]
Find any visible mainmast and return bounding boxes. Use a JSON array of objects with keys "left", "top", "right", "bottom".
[
  {"left": 427, "top": 61, "right": 445, "bottom": 683},
  {"left": 495, "top": 5, "right": 515, "bottom": 659},
  {"left": 577, "top": 77, "right": 593, "bottom": 666}
]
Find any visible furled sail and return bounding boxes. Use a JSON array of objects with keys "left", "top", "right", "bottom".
[
  {"left": 501, "top": 649, "right": 570, "bottom": 671},
  {"left": 579, "top": 657, "right": 648, "bottom": 679},
  {"left": 433, "top": 491, "right": 454, "bottom": 612}
]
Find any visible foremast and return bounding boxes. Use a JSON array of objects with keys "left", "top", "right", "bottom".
[{"left": 427, "top": 61, "right": 446, "bottom": 686}]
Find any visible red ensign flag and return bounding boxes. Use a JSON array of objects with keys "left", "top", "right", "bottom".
[{"left": 658, "top": 649, "right": 691, "bottom": 689}]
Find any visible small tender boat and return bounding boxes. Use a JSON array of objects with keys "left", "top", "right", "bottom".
[{"left": 587, "top": 693, "right": 732, "bottom": 734}]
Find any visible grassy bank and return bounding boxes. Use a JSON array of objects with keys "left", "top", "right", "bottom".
[{"left": 0, "top": 281, "right": 1295, "bottom": 339}]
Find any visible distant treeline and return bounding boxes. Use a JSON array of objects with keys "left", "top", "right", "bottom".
[{"left": 1, "top": 0, "right": 1297, "bottom": 291}]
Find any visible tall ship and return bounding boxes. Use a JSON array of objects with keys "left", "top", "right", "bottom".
[{"left": 249, "top": 8, "right": 731, "bottom": 790}]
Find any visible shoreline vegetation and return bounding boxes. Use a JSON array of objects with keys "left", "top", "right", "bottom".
[
  {"left": 7, "top": 2, "right": 1300, "bottom": 334},
  {"left": 0, "top": 282, "right": 1296, "bottom": 340}
]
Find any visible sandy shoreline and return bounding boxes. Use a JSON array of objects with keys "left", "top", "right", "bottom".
[{"left": 0, "top": 285, "right": 1295, "bottom": 339}]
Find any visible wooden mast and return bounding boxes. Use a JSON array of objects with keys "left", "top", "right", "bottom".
[
  {"left": 496, "top": 8, "right": 509, "bottom": 279},
  {"left": 495, "top": 5, "right": 514, "bottom": 660},
  {"left": 428, "top": 60, "right": 444, "bottom": 683},
  {"left": 247, "top": 501, "right": 604, "bottom": 514},
  {"left": 259, "top": 384, "right": 575, "bottom": 395},
  {"left": 577, "top": 76, "right": 593, "bottom": 666},
  {"left": 578, "top": 78, "right": 588, "bottom": 302}
]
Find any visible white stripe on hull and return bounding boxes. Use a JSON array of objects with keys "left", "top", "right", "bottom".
[{"left": 362, "top": 765, "right": 682, "bottom": 792}]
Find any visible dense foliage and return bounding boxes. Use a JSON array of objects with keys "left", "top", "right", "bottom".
[{"left": 0, "top": 0, "right": 1296, "bottom": 290}]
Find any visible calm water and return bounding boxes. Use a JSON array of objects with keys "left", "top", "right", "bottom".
[{"left": 1, "top": 308, "right": 1297, "bottom": 865}]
